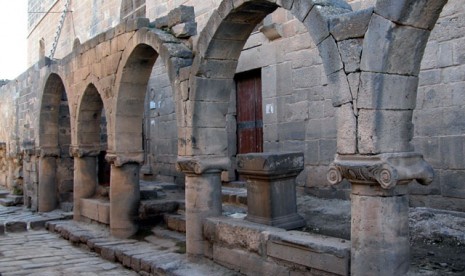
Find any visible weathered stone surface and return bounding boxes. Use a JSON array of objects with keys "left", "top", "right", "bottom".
[
  {"left": 237, "top": 152, "right": 306, "bottom": 230},
  {"left": 267, "top": 231, "right": 350, "bottom": 275},
  {"left": 375, "top": 0, "right": 448, "bottom": 30},
  {"left": 204, "top": 216, "right": 285, "bottom": 253},
  {"left": 360, "top": 14, "right": 431, "bottom": 76},
  {"left": 5, "top": 221, "right": 27, "bottom": 232},
  {"left": 358, "top": 72, "right": 419, "bottom": 110},
  {"left": 328, "top": 70, "right": 352, "bottom": 107},
  {"left": 351, "top": 184, "right": 410, "bottom": 276},
  {"left": 336, "top": 103, "right": 357, "bottom": 154},
  {"left": 317, "top": 36, "right": 344, "bottom": 75},
  {"left": 329, "top": 7, "right": 373, "bottom": 41},
  {"left": 171, "top": 22, "right": 197, "bottom": 38},
  {"left": 338, "top": 38, "right": 363, "bottom": 73},
  {"left": 357, "top": 109, "right": 414, "bottom": 154}
]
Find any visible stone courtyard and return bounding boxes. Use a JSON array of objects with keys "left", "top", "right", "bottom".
[{"left": 1, "top": 0, "right": 465, "bottom": 275}]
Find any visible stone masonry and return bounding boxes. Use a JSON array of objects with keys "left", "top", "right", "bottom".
[{"left": 0, "top": 0, "right": 464, "bottom": 275}]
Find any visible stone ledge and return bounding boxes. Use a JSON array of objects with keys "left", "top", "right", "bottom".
[
  {"left": 204, "top": 216, "right": 350, "bottom": 275},
  {"left": 267, "top": 231, "right": 350, "bottom": 276},
  {"left": 81, "top": 198, "right": 110, "bottom": 224}
]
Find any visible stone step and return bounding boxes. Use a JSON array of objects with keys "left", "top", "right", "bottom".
[
  {"left": 222, "top": 186, "right": 247, "bottom": 206},
  {"left": 139, "top": 199, "right": 184, "bottom": 221},
  {"left": 164, "top": 213, "right": 186, "bottom": 233},
  {"left": 0, "top": 194, "right": 23, "bottom": 206},
  {"left": 46, "top": 220, "right": 239, "bottom": 275},
  {"left": 0, "top": 190, "right": 9, "bottom": 198}
]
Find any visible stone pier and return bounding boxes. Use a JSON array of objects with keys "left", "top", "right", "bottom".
[
  {"left": 71, "top": 146, "right": 99, "bottom": 221},
  {"left": 109, "top": 163, "right": 140, "bottom": 238},
  {"left": 328, "top": 153, "right": 434, "bottom": 275},
  {"left": 38, "top": 147, "right": 60, "bottom": 212},
  {"left": 177, "top": 157, "right": 229, "bottom": 257},
  {"left": 236, "top": 152, "right": 305, "bottom": 230}
]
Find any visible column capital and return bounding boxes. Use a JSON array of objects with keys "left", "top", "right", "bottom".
[
  {"left": 105, "top": 151, "right": 144, "bottom": 167},
  {"left": 236, "top": 152, "right": 304, "bottom": 180},
  {"left": 69, "top": 145, "right": 101, "bottom": 158},
  {"left": 176, "top": 156, "right": 230, "bottom": 175},
  {"left": 327, "top": 152, "right": 434, "bottom": 189}
]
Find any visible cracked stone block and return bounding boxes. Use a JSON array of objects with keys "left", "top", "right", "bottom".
[
  {"left": 360, "top": 14, "right": 431, "bottom": 76},
  {"left": 375, "top": 0, "right": 448, "bottom": 30},
  {"left": 329, "top": 8, "right": 373, "bottom": 41},
  {"left": 338, "top": 38, "right": 363, "bottom": 73},
  {"left": 358, "top": 72, "right": 419, "bottom": 110}
]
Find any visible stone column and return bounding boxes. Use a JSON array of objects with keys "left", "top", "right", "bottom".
[
  {"left": 176, "top": 157, "right": 229, "bottom": 257},
  {"left": 71, "top": 146, "right": 100, "bottom": 221},
  {"left": 236, "top": 152, "right": 305, "bottom": 230},
  {"left": 107, "top": 152, "right": 144, "bottom": 238},
  {"left": 328, "top": 153, "right": 434, "bottom": 276},
  {"left": 38, "top": 147, "right": 60, "bottom": 212}
]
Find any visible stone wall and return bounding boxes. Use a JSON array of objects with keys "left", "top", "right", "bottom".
[
  {"left": 12, "top": 0, "right": 465, "bottom": 212},
  {"left": 27, "top": 0, "right": 120, "bottom": 65},
  {"left": 411, "top": 1, "right": 465, "bottom": 211}
]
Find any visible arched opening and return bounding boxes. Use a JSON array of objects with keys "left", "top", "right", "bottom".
[
  {"left": 37, "top": 73, "right": 73, "bottom": 212},
  {"left": 141, "top": 58, "right": 179, "bottom": 183},
  {"left": 74, "top": 83, "right": 109, "bottom": 223}
]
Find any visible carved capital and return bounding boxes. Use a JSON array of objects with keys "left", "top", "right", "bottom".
[
  {"left": 327, "top": 153, "right": 434, "bottom": 189},
  {"left": 105, "top": 151, "right": 144, "bottom": 167},
  {"left": 69, "top": 145, "right": 101, "bottom": 158},
  {"left": 176, "top": 156, "right": 230, "bottom": 175},
  {"left": 38, "top": 146, "right": 60, "bottom": 158}
]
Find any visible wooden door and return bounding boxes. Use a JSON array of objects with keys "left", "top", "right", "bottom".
[{"left": 236, "top": 70, "right": 263, "bottom": 154}]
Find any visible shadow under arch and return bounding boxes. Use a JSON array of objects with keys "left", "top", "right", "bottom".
[{"left": 37, "top": 72, "right": 73, "bottom": 212}]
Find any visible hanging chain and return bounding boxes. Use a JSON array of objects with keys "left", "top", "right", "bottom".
[{"left": 49, "top": 0, "right": 70, "bottom": 59}]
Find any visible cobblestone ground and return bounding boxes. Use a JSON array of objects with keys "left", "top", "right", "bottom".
[{"left": 0, "top": 230, "right": 138, "bottom": 276}]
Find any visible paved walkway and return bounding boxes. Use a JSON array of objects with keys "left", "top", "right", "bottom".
[
  {"left": 0, "top": 230, "right": 137, "bottom": 276},
  {"left": 0, "top": 193, "right": 239, "bottom": 276}
]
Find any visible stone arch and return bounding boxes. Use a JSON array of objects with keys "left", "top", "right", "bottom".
[
  {"left": 356, "top": 0, "right": 449, "bottom": 154},
  {"left": 72, "top": 81, "right": 109, "bottom": 222},
  {"left": 109, "top": 27, "right": 192, "bottom": 237},
  {"left": 37, "top": 72, "right": 73, "bottom": 212},
  {"left": 110, "top": 27, "right": 192, "bottom": 162},
  {"left": 187, "top": 0, "right": 352, "bottom": 156}
]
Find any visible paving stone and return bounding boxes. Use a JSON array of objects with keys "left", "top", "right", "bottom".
[{"left": 5, "top": 221, "right": 27, "bottom": 233}]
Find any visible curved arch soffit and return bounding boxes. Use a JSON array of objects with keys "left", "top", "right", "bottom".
[
  {"left": 112, "top": 28, "right": 191, "bottom": 153},
  {"left": 76, "top": 82, "right": 105, "bottom": 148},
  {"left": 38, "top": 72, "right": 69, "bottom": 148}
]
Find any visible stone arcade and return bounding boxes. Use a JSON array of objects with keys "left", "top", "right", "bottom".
[{"left": 0, "top": 0, "right": 463, "bottom": 275}]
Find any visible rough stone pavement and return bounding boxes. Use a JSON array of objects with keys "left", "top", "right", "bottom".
[
  {"left": 0, "top": 201, "right": 239, "bottom": 275},
  {"left": 0, "top": 230, "right": 138, "bottom": 275}
]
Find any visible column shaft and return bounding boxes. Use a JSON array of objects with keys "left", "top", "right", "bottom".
[
  {"left": 38, "top": 156, "right": 57, "bottom": 212},
  {"left": 351, "top": 184, "right": 410, "bottom": 276},
  {"left": 185, "top": 171, "right": 222, "bottom": 256},
  {"left": 73, "top": 156, "right": 98, "bottom": 220},
  {"left": 110, "top": 163, "right": 140, "bottom": 238}
]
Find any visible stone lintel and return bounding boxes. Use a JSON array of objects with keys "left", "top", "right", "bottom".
[
  {"left": 176, "top": 156, "right": 230, "bottom": 175},
  {"left": 105, "top": 151, "right": 144, "bottom": 167},
  {"left": 236, "top": 152, "right": 304, "bottom": 179},
  {"left": 327, "top": 153, "right": 434, "bottom": 189},
  {"left": 38, "top": 146, "right": 60, "bottom": 158},
  {"left": 69, "top": 145, "right": 101, "bottom": 158}
]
